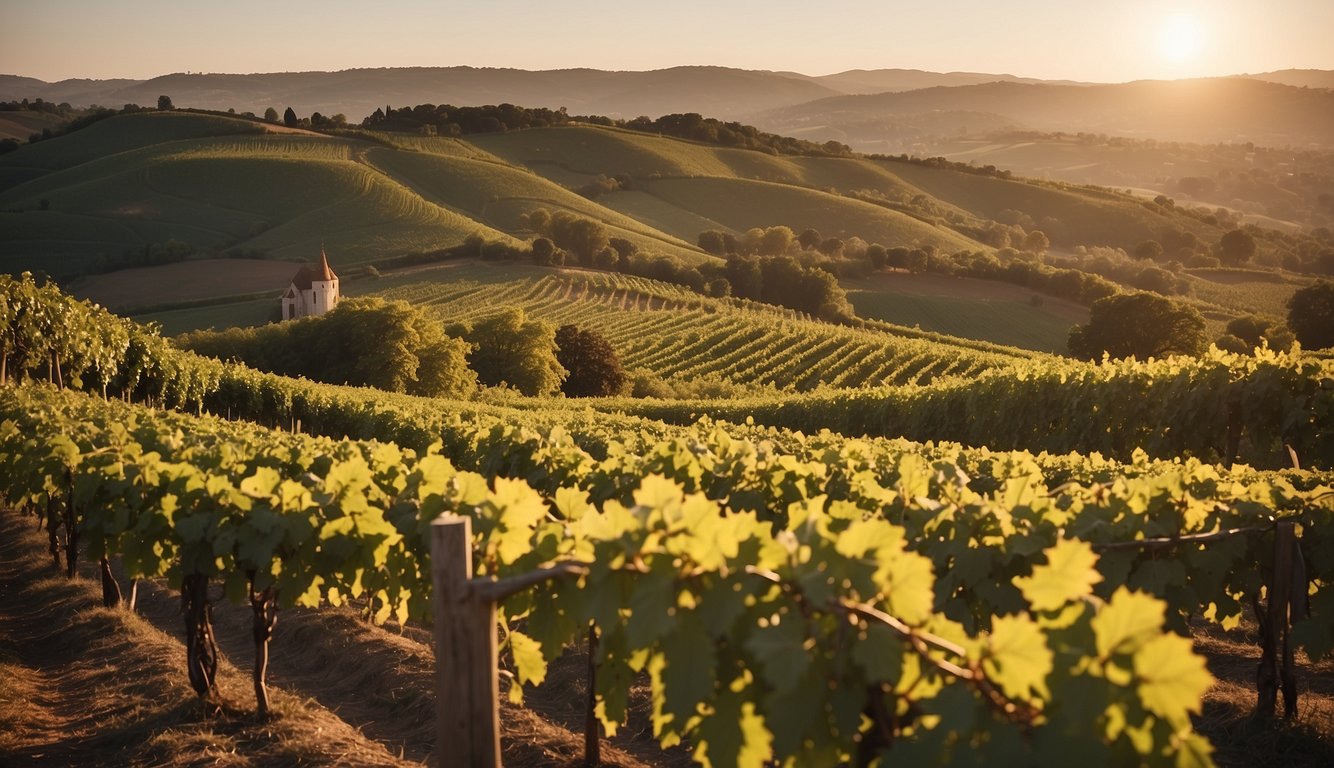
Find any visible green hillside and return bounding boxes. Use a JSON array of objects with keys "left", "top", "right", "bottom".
[
  {"left": 466, "top": 123, "right": 1231, "bottom": 256},
  {"left": 354, "top": 261, "right": 1030, "bottom": 392},
  {"left": 469, "top": 125, "right": 975, "bottom": 249},
  {"left": 0, "top": 112, "right": 712, "bottom": 276}
]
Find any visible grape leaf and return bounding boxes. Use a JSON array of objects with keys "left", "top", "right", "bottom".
[{"left": 1015, "top": 538, "right": 1102, "bottom": 612}]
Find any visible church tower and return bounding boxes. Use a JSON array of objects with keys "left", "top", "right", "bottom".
[
  {"left": 280, "top": 247, "right": 340, "bottom": 320},
  {"left": 309, "top": 248, "right": 339, "bottom": 316}
]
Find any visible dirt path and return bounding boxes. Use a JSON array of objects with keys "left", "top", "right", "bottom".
[
  {"left": 0, "top": 509, "right": 667, "bottom": 767},
  {"left": 0, "top": 511, "right": 414, "bottom": 767}
]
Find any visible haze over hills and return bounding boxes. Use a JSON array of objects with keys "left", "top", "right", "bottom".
[
  {"left": 0, "top": 67, "right": 841, "bottom": 124},
  {"left": 757, "top": 77, "right": 1334, "bottom": 150},
  {"left": 3, "top": 66, "right": 1330, "bottom": 150}
]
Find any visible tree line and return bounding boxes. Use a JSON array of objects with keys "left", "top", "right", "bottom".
[
  {"left": 177, "top": 299, "right": 626, "bottom": 399},
  {"left": 358, "top": 103, "right": 852, "bottom": 157}
]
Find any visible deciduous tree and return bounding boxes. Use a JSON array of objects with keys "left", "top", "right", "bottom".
[
  {"left": 1068, "top": 292, "right": 1206, "bottom": 360},
  {"left": 1287, "top": 280, "right": 1334, "bottom": 349},
  {"left": 555, "top": 324, "right": 626, "bottom": 397}
]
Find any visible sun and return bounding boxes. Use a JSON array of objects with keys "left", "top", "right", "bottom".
[{"left": 1156, "top": 13, "right": 1205, "bottom": 63}]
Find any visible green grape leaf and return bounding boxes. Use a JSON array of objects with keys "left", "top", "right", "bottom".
[
  {"left": 985, "top": 613, "right": 1052, "bottom": 701},
  {"left": 881, "top": 549, "right": 935, "bottom": 626},
  {"left": 1093, "top": 587, "right": 1166, "bottom": 659},
  {"left": 239, "top": 466, "right": 281, "bottom": 499},
  {"left": 1174, "top": 731, "right": 1215, "bottom": 768},
  {"left": 657, "top": 618, "right": 716, "bottom": 725},
  {"left": 852, "top": 622, "right": 905, "bottom": 682},
  {"left": 744, "top": 613, "right": 811, "bottom": 694},
  {"left": 509, "top": 630, "right": 547, "bottom": 687},
  {"left": 1015, "top": 538, "right": 1102, "bottom": 612},
  {"left": 1135, "top": 633, "right": 1212, "bottom": 728},
  {"left": 692, "top": 684, "right": 773, "bottom": 768}
]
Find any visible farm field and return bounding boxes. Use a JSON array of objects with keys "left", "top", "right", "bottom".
[
  {"left": 69, "top": 257, "right": 305, "bottom": 310},
  {"left": 2, "top": 280, "right": 1333, "bottom": 766},
  {"left": 844, "top": 271, "right": 1088, "bottom": 352},
  {"left": 360, "top": 261, "right": 1031, "bottom": 391}
]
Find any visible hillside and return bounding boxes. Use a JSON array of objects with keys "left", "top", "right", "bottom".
[
  {"left": 756, "top": 77, "right": 1334, "bottom": 149},
  {"left": 0, "top": 111, "right": 709, "bottom": 276},
  {"left": 0, "top": 67, "right": 840, "bottom": 125}
]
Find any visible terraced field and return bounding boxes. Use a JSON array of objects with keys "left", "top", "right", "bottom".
[{"left": 364, "top": 262, "right": 1029, "bottom": 391}]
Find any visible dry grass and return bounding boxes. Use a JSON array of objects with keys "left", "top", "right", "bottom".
[
  {"left": 0, "top": 511, "right": 415, "bottom": 767},
  {"left": 1192, "top": 620, "right": 1334, "bottom": 768}
]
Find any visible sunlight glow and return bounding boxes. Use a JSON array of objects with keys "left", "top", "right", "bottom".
[{"left": 1157, "top": 13, "right": 1205, "bottom": 63}]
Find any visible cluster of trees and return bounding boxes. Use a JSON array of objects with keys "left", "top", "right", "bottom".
[
  {"left": 721, "top": 253, "right": 853, "bottom": 321},
  {"left": 1065, "top": 280, "right": 1334, "bottom": 361},
  {"left": 1214, "top": 315, "right": 1295, "bottom": 355},
  {"left": 867, "top": 152, "right": 1015, "bottom": 180},
  {"left": 179, "top": 300, "right": 630, "bottom": 398},
  {"left": 356, "top": 103, "right": 852, "bottom": 158},
  {"left": 262, "top": 106, "right": 348, "bottom": 130},
  {"left": 361, "top": 103, "right": 574, "bottom": 135},
  {"left": 615, "top": 113, "right": 851, "bottom": 157},
  {"left": 179, "top": 298, "right": 477, "bottom": 398},
  {"left": 14, "top": 102, "right": 151, "bottom": 149},
  {"left": 1067, "top": 293, "right": 1207, "bottom": 361},
  {"left": 1287, "top": 280, "right": 1334, "bottom": 350}
]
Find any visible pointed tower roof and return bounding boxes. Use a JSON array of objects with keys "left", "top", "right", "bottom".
[{"left": 316, "top": 248, "right": 337, "bottom": 281}]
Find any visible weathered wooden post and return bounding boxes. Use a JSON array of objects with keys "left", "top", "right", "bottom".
[
  {"left": 432, "top": 514, "right": 501, "bottom": 768},
  {"left": 1256, "top": 521, "right": 1300, "bottom": 719}
]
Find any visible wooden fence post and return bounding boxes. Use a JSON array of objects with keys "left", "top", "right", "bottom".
[
  {"left": 1256, "top": 521, "right": 1299, "bottom": 719},
  {"left": 432, "top": 515, "right": 500, "bottom": 768}
]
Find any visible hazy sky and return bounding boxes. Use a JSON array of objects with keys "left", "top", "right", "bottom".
[{"left": 3, "top": 0, "right": 1332, "bottom": 82}]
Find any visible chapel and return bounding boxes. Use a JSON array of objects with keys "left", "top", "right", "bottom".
[{"left": 280, "top": 249, "right": 339, "bottom": 320}]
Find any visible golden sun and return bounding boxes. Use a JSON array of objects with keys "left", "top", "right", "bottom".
[{"left": 1156, "top": 13, "right": 1205, "bottom": 63}]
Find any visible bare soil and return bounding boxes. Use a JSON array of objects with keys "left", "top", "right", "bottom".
[{"left": 67, "top": 259, "right": 301, "bottom": 311}]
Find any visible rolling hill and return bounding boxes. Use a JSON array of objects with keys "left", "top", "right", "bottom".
[
  {"left": 0, "top": 111, "right": 714, "bottom": 275},
  {"left": 0, "top": 67, "right": 841, "bottom": 125},
  {"left": 0, "top": 108, "right": 1276, "bottom": 286},
  {"left": 755, "top": 77, "right": 1334, "bottom": 149}
]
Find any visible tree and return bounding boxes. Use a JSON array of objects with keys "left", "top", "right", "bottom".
[
  {"left": 758, "top": 226, "right": 795, "bottom": 257},
  {"left": 530, "top": 237, "right": 556, "bottom": 266},
  {"left": 797, "top": 228, "right": 822, "bottom": 251},
  {"left": 1218, "top": 314, "right": 1294, "bottom": 353},
  {"left": 283, "top": 107, "right": 298, "bottom": 127},
  {"left": 1218, "top": 229, "right": 1256, "bottom": 266},
  {"left": 817, "top": 238, "right": 845, "bottom": 257},
  {"left": 177, "top": 298, "right": 476, "bottom": 397},
  {"left": 555, "top": 324, "right": 626, "bottom": 397},
  {"left": 264, "top": 107, "right": 279, "bottom": 122},
  {"left": 1067, "top": 293, "right": 1206, "bottom": 360},
  {"left": 157, "top": 95, "right": 174, "bottom": 111},
  {"left": 1287, "top": 280, "right": 1334, "bottom": 349},
  {"left": 1023, "top": 230, "right": 1050, "bottom": 255},
  {"left": 460, "top": 307, "right": 566, "bottom": 395},
  {"left": 866, "top": 244, "right": 889, "bottom": 270},
  {"left": 1133, "top": 240, "right": 1164, "bottom": 261}
]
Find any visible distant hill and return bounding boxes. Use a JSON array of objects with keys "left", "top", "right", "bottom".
[
  {"left": 1247, "top": 69, "right": 1334, "bottom": 90},
  {"left": 0, "top": 67, "right": 839, "bottom": 124},
  {"left": 754, "top": 77, "right": 1334, "bottom": 149},
  {"left": 0, "top": 109, "right": 1278, "bottom": 283},
  {"left": 809, "top": 69, "right": 1090, "bottom": 95}
]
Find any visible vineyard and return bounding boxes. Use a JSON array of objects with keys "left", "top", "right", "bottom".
[
  {"left": 364, "top": 263, "right": 1029, "bottom": 393},
  {"left": 2, "top": 272, "right": 1334, "bottom": 766}
]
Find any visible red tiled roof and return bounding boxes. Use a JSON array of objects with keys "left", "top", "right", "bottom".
[{"left": 288, "top": 250, "right": 338, "bottom": 290}]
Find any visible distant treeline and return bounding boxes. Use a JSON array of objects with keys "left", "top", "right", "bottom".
[
  {"left": 11, "top": 102, "right": 154, "bottom": 147},
  {"left": 360, "top": 103, "right": 853, "bottom": 157}
]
